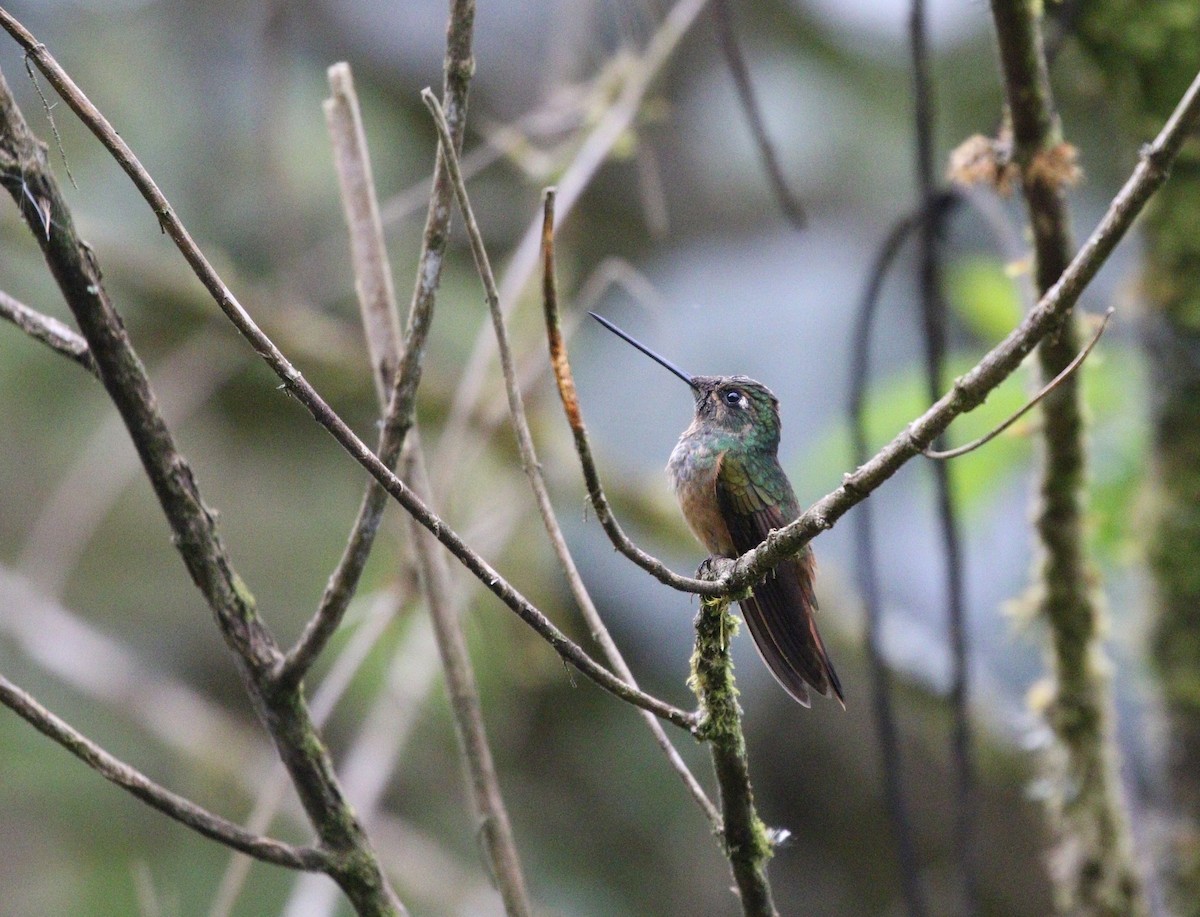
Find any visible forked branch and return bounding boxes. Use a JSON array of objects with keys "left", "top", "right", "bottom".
[{"left": 422, "top": 89, "right": 719, "bottom": 826}]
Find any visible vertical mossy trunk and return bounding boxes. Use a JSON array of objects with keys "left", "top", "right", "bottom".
[
  {"left": 1071, "top": 5, "right": 1200, "bottom": 912},
  {"left": 689, "top": 587, "right": 778, "bottom": 917},
  {"left": 987, "top": 4, "right": 1146, "bottom": 911}
]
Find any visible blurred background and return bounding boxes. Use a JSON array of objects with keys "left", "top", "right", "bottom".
[{"left": 0, "top": 1, "right": 1167, "bottom": 914}]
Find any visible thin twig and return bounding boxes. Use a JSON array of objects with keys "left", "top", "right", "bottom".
[
  {"left": 23, "top": 51, "right": 73, "bottom": 188},
  {"left": 422, "top": 92, "right": 718, "bottom": 824},
  {"left": 925, "top": 308, "right": 1114, "bottom": 460},
  {"left": 278, "top": 0, "right": 477, "bottom": 685},
  {"left": 0, "top": 673, "right": 329, "bottom": 872},
  {"left": 710, "top": 0, "right": 804, "bottom": 229},
  {"left": 988, "top": 2, "right": 1147, "bottom": 913},
  {"left": 403, "top": 441, "right": 533, "bottom": 917},
  {"left": 0, "top": 286, "right": 95, "bottom": 373},
  {"left": 332, "top": 67, "right": 533, "bottom": 917},
  {"left": 907, "top": 2, "right": 979, "bottom": 911},
  {"left": 540, "top": 193, "right": 718, "bottom": 826}
]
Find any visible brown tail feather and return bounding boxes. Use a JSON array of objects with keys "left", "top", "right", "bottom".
[{"left": 739, "top": 556, "right": 844, "bottom": 708}]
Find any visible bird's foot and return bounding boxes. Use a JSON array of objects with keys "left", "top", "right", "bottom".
[{"left": 697, "top": 555, "right": 735, "bottom": 581}]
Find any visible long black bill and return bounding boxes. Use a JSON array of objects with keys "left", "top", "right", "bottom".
[{"left": 588, "top": 312, "right": 695, "bottom": 387}]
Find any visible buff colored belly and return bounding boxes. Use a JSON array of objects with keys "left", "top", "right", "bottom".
[{"left": 668, "top": 441, "right": 735, "bottom": 557}]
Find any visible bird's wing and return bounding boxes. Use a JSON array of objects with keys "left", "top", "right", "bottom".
[{"left": 716, "top": 452, "right": 844, "bottom": 707}]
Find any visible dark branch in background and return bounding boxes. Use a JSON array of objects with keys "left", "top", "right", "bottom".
[
  {"left": 0, "top": 674, "right": 328, "bottom": 872},
  {"left": 710, "top": 0, "right": 805, "bottom": 229},
  {"left": 721, "top": 66, "right": 1200, "bottom": 597},
  {"left": 0, "top": 287, "right": 96, "bottom": 374},
  {"left": 278, "top": 0, "right": 478, "bottom": 686},
  {"left": 907, "top": 2, "right": 979, "bottom": 911},
  {"left": 849, "top": 195, "right": 957, "bottom": 917},
  {"left": 0, "top": 63, "right": 404, "bottom": 917},
  {"left": 987, "top": 2, "right": 1147, "bottom": 913},
  {"left": 329, "top": 62, "right": 533, "bottom": 917}
]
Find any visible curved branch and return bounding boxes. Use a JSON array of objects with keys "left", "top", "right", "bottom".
[
  {"left": 539, "top": 194, "right": 728, "bottom": 598},
  {"left": 710, "top": 0, "right": 804, "bottom": 229},
  {"left": 536, "top": 188, "right": 720, "bottom": 825},
  {"left": 924, "top": 308, "right": 1113, "bottom": 461}
]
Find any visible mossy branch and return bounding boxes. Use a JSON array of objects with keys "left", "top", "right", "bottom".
[
  {"left": 1071, "top": 5, "right": 1200, "bottom": 912},
  {"left": 988, "top": 2, "right": 1146, "bottom": 913},
  {"left": 0, "top": 62, "right": 404, "bottom": 917},
  {"left": 690, "top": 564, "right": 778, "bottom": 917}
]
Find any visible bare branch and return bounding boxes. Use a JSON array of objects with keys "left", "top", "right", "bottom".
[
  {"left": 0, "top": 673, "right": 329, "bottom": 872},
  {"left": 0, "top": 287, "right": 95, "bottom": 374},
  {"left": 539, "top": 190, "right": 720, "bottom": 823},
  {"left": 328, "top": 65, "right": 533, "bottom": 917},
  {"left": 924, "top": 308, "right": 1114, "bottom": 461},
  {"left": 0, "top": 56, "right": 403, "bottom": 917},
  {"left": 277, "top": 0, "right": 476, "bottom": 686},
  {"left": 538, "top": 210, "right": 725, "bottom": 601},
  {"left": 424, "top": 83, "right": 718, "bottom": 824}
]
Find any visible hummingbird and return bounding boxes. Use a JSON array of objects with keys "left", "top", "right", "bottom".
[{"left": 591, "top": 312, "right": 844, "bottom": 708}]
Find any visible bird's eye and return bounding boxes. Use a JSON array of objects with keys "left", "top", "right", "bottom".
[{"left": 724, "top": 390, "right": 742, "bottom": 406}]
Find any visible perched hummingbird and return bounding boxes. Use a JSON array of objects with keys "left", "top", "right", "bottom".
[{"left": 591, "top": 312, "right": 844, "bottom": 708}]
